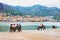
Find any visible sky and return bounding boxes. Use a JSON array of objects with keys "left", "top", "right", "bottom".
[{"left": 0, "top": 0, "right": 60, "bottom": 8}]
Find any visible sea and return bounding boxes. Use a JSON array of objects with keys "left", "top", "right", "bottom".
[{"left": 0, "top": 22, "right": 60, "bottom": 32}]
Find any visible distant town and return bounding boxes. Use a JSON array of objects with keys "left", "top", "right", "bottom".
[{"left": 0, "top": 13, "right": 59, "bottom": 22}]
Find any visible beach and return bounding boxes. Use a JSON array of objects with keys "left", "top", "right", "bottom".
[{"left": 0, "top": 29, "right": 60, "bottom": 40}]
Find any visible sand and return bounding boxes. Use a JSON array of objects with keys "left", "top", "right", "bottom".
[{"left": 0, "top": 29, "right": 60, "bottom": 40}]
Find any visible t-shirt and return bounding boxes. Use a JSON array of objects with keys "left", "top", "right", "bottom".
[{"left": 12, "top": 25, "right": 16, "bottom": 27}]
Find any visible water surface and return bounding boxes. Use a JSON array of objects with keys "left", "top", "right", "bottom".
[{"left": 0, "top": 22, "right": 60, "bottom": 32}]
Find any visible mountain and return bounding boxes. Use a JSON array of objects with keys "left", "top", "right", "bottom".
[{"left": 0, "top": 3, "right": 60, "bottom": 19}]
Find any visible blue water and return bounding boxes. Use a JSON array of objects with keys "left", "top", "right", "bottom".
[{"left": 0, "top": 22, "right": 60, "bottom": 32}]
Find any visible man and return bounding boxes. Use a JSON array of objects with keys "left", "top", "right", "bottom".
[
  {"left": 12, "top": 24, "right": 16, "bottom": 32},
  {"left": 10, "top": 24, "right": 13, "bottom": 32},
  {"left": 52, "top": 25, "right": 57, "bottom": 29},
  {"left": 18, "top": 24, "right": 22, "bottom": 32}
]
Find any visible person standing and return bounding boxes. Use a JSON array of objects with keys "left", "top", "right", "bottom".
[
  {"left": 18, "top": 24, "right": 22, "bottom": 32},
  {"left": 42, "top": 24, "right": 46, "bottom": 30},
  {"left": 16, "top": 24, "right": 19, "bottom": 31},
  {"left": 10, "top": 24, "right": 13, "bottom": 32},
  {"left": 12, "top": 24, "right": 16, "bottom": 32}
]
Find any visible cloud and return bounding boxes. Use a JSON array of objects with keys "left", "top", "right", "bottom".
[{"left": 0, "top": 0, "right": 60, "bottom": 8}]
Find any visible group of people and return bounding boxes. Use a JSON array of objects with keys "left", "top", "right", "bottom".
[
  {"left": 37, "top": 24, "right": 46, "bottom": 30},
  {"left": 10, "top": 24, "right": 22, "bottom": 32},
  {"left": 37, "top": 24, "right": 57, "bottom": 30},
  {"left": 10, "top": 24, "right": 57, "bottom": 32}
]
